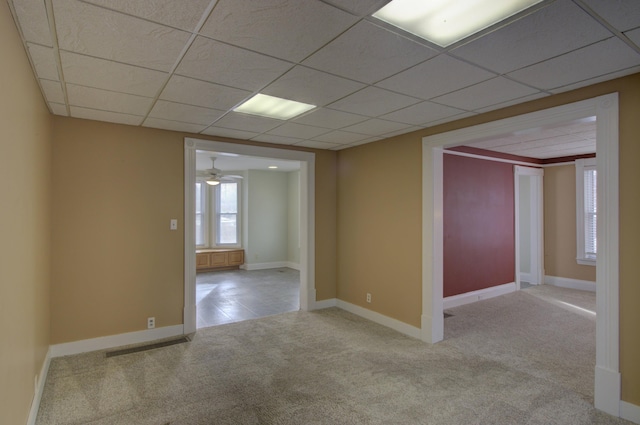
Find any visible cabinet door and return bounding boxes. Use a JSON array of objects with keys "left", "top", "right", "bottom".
[
  {"left": 228, "top": 250, "right": 244, "bottom": 266},
  {"left": 210, "top": 252, "right": 228, "bottom": 267},
  {"left": 196, "top": 253, "right": 211, "bottom": 269}
]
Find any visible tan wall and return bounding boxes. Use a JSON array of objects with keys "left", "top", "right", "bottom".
[
  {"left": 544, "top": 165, "right": 597, "bottom": 281},
  {"left": 0, "top": 2, "right": 53, "bottom": 424},
  {"left": 51, "top": 117, "right": 338, "bottom": 343},
  {"left": 336, "top": 72, "right": 640, "bottom": 404}
]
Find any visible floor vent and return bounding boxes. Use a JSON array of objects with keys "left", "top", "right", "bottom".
[
  {"left": 444, "top": 312, "right": 454, "bottom": 318},
  {"left": 105, "top": 337, "right": 190, "bottom": 358}
]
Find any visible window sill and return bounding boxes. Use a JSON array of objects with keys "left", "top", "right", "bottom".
[{"left": 577, "top": 258, "right": 596, "bottom": 266}]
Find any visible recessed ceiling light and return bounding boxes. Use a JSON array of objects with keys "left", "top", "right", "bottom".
[
  {"left": 268, "top": 165, "right": 278, "bottom": 169},
  {"left": 234, "top": 94, "right": 316, "bottom": 120},
  {"left": 373, "top": 0, "right": 543, "bottom": 47}
]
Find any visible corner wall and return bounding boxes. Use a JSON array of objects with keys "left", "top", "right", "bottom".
[{"left": 0, "top": 2, "right": 53, "bottom": 423}]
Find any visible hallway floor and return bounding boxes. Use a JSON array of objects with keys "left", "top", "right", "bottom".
[{"left": 196, "top": 268, "right": 300, "bottom": 329}]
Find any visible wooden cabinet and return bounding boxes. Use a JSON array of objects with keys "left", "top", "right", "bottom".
[{"left": 196, "top": 249, "right": 244, "bottom": 271}]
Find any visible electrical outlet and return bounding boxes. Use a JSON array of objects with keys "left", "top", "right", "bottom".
[
  {"left": 170, "top": 219, "right": 177, "bottom": 230},
  {"left": 366, "top": 293, "right": 372, "bottom": 303},
  {"left": 147, "top": 317, "right": 155, "bottom": 329}
]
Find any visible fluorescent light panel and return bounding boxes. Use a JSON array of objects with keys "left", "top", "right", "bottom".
[
  {"left": 373, "top": 0, "right": 544, "bottom": 47},
  {"left": 234, "top": 94, "right": 316, "bottom": 120}
]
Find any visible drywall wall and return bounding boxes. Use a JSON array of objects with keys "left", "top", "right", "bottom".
[
  {"left": 443, "top": 154, "right": 515, "bottom": 297},
  {"left": 288, "top": 171, "right": 300, "bottom": 265},
  {"left": 0, "top": 2, "right": 53, "bottom": 424},
  {"left": 544, "top": 164, "right": 597, "bottom": 282}
]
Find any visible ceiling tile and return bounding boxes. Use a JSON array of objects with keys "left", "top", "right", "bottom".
[
  {"left": 507, "top": 37, "right": 640, "bottom": 90},
  {"left": 67, "top": 84, "right": 153, "bottom": 115},
  {"left": 431, "top": 77, "right": 540, "bottom": 111},
  {"left": 200, "top": 0, "right": 358, "bottom": 62},
  {"left": 380, "top": 101, "right": 467, "bottom": 125},
  {"left": 149, "top": 100, "right": 225, "bottom": 125},
  {"left": 474, "top": 93, "right": 550, "bottom": 114},
  {"left": 302, "top": 21, "right": 437, "bottom": 84},
  {"left": 251, "top": 134, "right": 301, "bottom": 145},
  {"left": 341, "top": 119, "right": 409, "bottom": 136},
  {"left": 27, "top": 43, "right": 59, "bottom": 81},
  {"left": 382, "top": 126, "right": 423, "bottom": 138},
  {"left": 176, "top": 36, "right": 293, "bottom": 91},
  {"left": 12, "top": 0, "right": 52, "bottom": 46},
  {"left": 327, "top": 86, "right": 420, "bottom": 116},
  {"left": 40, "top": 79, "right": 64, "bottom": 103},
  {"left": 292, "top": 108, "right": 368, "bottom": 129},
  {"left": 377, "top": 55, "right": 495, "bottom": 100},
  {"left": 49, "top": 103, "right": 68, "bottom": 116},
  {"left": 424, "top": 112, "right": 476, "bottom": 127},
  {"left": 267, "top": 123, "right": 330, "bottom": 139},
  {"left": 262, "top": 66, "right": 365, "bottom": 107},
  {"left": 82, "top": 0, "right": 213, "bottom": 32},
  {"left": 313, "top": 130, "right": 369, "bottom": 144},
  {"left": 581, "top": 0, "right": 640, "bottom": 32},
  {"left": 294, "top": 140, "right": 341, "bottom": 150},
  {"left": 201, "top": 127, "right": 260, "bottom": 140},
  {"left": 451, "top": 0, "right": 612, "bottom": 74},
  {"left": 624, "top": 27, "right": 640, "bottom": 47},
  {"left": 60, "top": 51, "right": 168, "bottom": 97},
  {"left": 143, "top": 117, "right": 207, "bottom": 133},
  {"left": 321, "top": 0, "right": 388, "bottom": 16},
  {"left": 212, "top": 112, "right": 282, "bottom": 133},
  {"left": 160, "top": 75, "right": 252, "bottom": 110},
  {"left": 549, "top": 65, "right": 640, "bottom": 94},
  {"left": 71, "top": 106, "right": 144, "bottom": 126},
  {"left": 54, "top": 0, "right": 191, "bottom": 72}
]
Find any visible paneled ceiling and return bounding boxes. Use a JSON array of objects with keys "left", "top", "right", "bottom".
[{"left": 8, "top": 0, "right": 640, "bottom": 153}]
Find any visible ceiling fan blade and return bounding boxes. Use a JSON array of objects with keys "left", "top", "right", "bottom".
[{"left": 222, "top": 174, "right": 244, "bottom": 179}]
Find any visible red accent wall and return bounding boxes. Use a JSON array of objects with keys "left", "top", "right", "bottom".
[{"left": 443, "top": 154, "right": 515, "bottom": 297}]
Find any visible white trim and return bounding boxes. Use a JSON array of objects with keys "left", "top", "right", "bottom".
[
  {"left": 576, "top": 157, "right": 597, "bottom": 265},
  {"left": 519, "top": 272, "right": 533, "bottom": 283},
  {"left": 443, "top": 148, "right": 542, "bottom": 167},
  {"left": 620, "top": 401, "right": 640, "bottom": 424},
  {"left": 49, "top": 325, "right": 184, "bottom": 357},
  {"left": 423, "top": 93, "right": 620, "bottom": 417},
  {"left": 184, "top": 139, "right": 317, "bottom": 329},
  {"left": 27, "top": 348, "right": 51, "bottom": 425},
  {"left": 314, "top": 298, "right": 337, "bottom": 309},
  {"left": 545, "top": 275, "right": 596, "bottom": 292},
  {"left": 595, "top": 366, "right": 621, "bottom": 417},
  {"left": 336, "top": 300, "right": 422, "bottom": 339},
  {"left": 443, "top": 282, "right": 516, "bottom": 309},
  {"left": 514, "top": 165, "right": 544, "bottom": 290},
  {"left": 240, "top": 261, "right": 299, "bottom": 271}
]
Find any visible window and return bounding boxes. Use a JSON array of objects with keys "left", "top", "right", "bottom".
[
  {"left": 195, "top": 179, "right": 241, "bottom": 248},
  {"left": 576, "top": 158, "right": 596, "bottom": 265}
]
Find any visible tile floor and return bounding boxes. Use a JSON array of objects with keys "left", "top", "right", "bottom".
[{"left": 196, "top": 267, "right": 300, "bottom": 328}]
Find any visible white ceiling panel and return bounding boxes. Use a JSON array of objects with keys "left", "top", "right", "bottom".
[
  {"left": 474, "top": 93, "right": 550, "bottom": 114},
  {"left": 213, "top": 112, "right": 283, "bottom": 133},
  {"left": 251, "top": 134, "right": 301, "bottom": 145},
  {"left": 508, "top": 37, "right": 640, "bottom": 90},
  {"left": 451, "top": 0, "right": 612, "bottom": 74},
  {"left": 377, "top": 54, "right": 496, "bottom": 100},
  {"left": 49, "top": 103, "right": 68, "bottom": 116},
  {"left": 379, "top": 101, "right": 467, "bottom": 126},
  {"left": 201, "top": 127, "right": 260, "bottom": 140},
  {"left": 67, "top": 84, "right": 153, "bottom": 116},
  {"left": 313, "top": 130, "right": 370, "bottom": 144},
  {"left": 342, "top": 119, "right": 409, "bottom": 136},
  {"left": 200, "top": 0, "right": 358, "bottom": 62},
  {"left": 328, "top": 86, "right": 420, "bottom": 117},
  {"left": 12, "top": 0, "right": 52, "bottom": 46},
  {"left": 262, "top": 66, "right": 366, "bottom": 107},
  {"left": 382, "top": 126, "right": 423, "bottom": 138},
  {"left": 40, "top": 79, "right": 64, "bottom": 103},
  {"left": 267, "top": 122, "right": 330, "bottom": 139},
  {"left": 60, "top": 51, "right": 167, "bottom": 97},
  {"left": 302, "top": 21, "right": 437, "bottom": 84},
  {"left": 432, "top": 77, "right": 540, "bottom": 111},
  {"left": 626, "top": 28, "right": 640, "bottom": 46},
  {"left": 292, "top": 108, "right": 368, "bottom": 129},
  {"left": 71, "top": 106, "right": 144, "bottom": 126},
  {"left": 27, "top": 43, "right": 59, "bottom": 81},
  {"left": 294, "top": 140, "right": 342, "bottom": 150},
  {"left": 549, "top": 65, "right": 640, "bottom": 94},
  {"left": 83, "top": 0, "right": 214, "bottom": 32},
  {"left": 160, "top": 75, "right": 252, "bottom": 110},
  {"left": 424, "top": 112, "right": 476, "bottom": 127},
  {"left": 321, "top": 0, "right": 388, "bottom": 17},
  {"left": 54, "top": 0, "right": 191, "bottom": 72},
  {"left": 143, "top": 118, "right": 207, "bottom": 133},
  {"left": 149, "top": 100, "right": 225, "bottom": 126},
  {"left": 176, "top": 37, "right": 293, "bottom": 91},
  {"left": 580, "top": 0, "right": 640, "bottom": 32}
]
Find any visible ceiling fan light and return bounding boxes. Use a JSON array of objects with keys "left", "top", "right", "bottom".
[{"left": 206, "top": 179, "right": 220, "bottom": 186}]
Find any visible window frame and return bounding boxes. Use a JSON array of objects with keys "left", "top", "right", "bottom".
[
  {"left": 195, "top": 181, "right": 208, "bottom": 248},
  {"left": 195, "top": 178, "right": 242, "bottom": 249},
  {"left": 214, "top": 180, "right": 241, "bottom": 247},
  {"left": 576, "top": 157, "right": 597, "bottom": 266}
]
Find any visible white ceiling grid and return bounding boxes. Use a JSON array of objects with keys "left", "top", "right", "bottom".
[{"left": 7, "top": 0, "right": 640, "bottom": 154}]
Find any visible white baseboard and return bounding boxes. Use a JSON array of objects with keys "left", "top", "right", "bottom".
[
  {"left": 335, "top": 300, "right": 422, "bottom": 339},
  {"left": 545, "top": 275, "right": 596, "bottom": 292},
  {"left": 27, "top": 347, "right": 52, "bottom": 425},
  {"left": 50, "top": 325, "right": 184, "bottom": 357},
  {"left": 620, "top": 401, "right": 640, "bottom": 424},
  {"left": 519, "top": 272, "right": 533, "bottom": 283},
  {"left": 443, "top": 282, "right": 516, "bottom": 310},
  {"left": 314, "top": 298, "right": 337, "bottom": 309},
  {"left": 240, "top": 261, "right": 298, "bottom": 271}
]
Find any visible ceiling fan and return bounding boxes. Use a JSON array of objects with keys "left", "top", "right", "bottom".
[{"left": 196, "top": 156, "right": 244, "bottom": 186}]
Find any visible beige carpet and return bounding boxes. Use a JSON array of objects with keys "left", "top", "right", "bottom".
[{"left": 36, "top": 286, "right": 631, "bottom": 424}]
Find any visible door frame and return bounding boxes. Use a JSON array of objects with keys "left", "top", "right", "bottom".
[
  {"left": 514, "top": 166, "right": 544, "bottom": 289},
  {"left": 421, "top": 93, "right": 620, "bottom": 416}
]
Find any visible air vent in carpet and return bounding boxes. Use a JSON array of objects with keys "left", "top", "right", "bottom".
[{"left": 106, "top": 337, "right": 190, "bottom": 358}]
